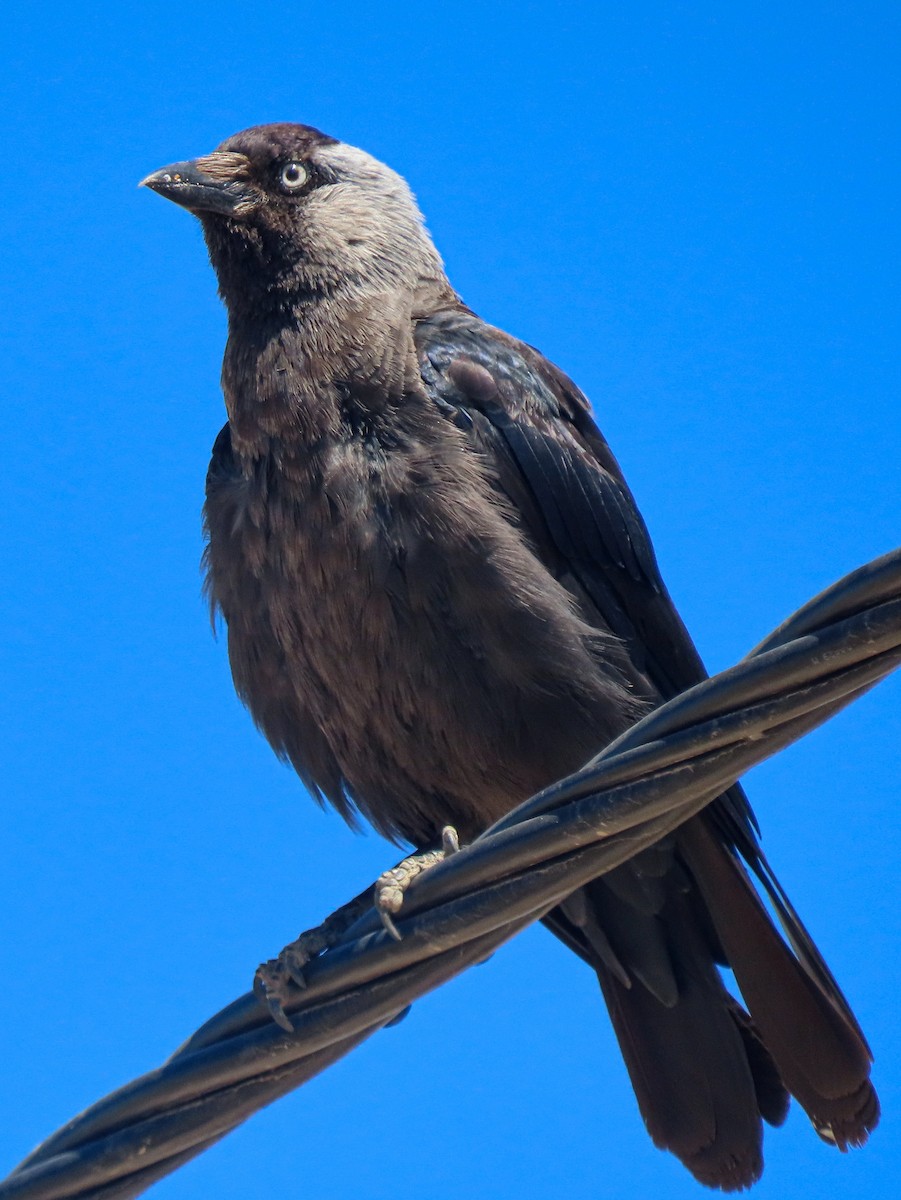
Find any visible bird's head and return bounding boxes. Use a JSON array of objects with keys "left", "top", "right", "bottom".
[{"left": 141, "top": 123, "right": 451, "bottom": 322}]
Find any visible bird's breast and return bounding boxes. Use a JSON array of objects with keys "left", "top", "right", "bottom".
[{"left": 204, "top": 428, "right": 642, "bottom": 843}]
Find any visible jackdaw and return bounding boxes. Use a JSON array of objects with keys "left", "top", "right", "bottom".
[{"left": 142, "top": 123, "right": 877, "bottom": 1190}]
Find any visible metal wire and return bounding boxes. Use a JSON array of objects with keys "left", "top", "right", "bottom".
[{"left": 3, "top": 547, "right": 900, "bottom": 1200}]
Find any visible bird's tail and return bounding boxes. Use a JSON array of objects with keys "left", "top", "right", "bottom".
[
  {"left": 544, "top": 815, "right": 877, "bottom": 1190},
  {"left": 679, "top": 818, "right": 878, "bottom": 1148}
]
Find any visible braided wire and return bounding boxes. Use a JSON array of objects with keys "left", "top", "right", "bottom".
[{"left": 3, "top": 548, "right": 900, "bottom": 1200}]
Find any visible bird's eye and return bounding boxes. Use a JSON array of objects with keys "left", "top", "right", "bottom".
[{"left": 278, "top": 161, "right": 308, "bottom": 191}]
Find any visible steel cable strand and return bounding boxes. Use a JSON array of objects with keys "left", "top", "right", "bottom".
[{"left": 3, "top": 548, "right": 899, "bottom": 1200}]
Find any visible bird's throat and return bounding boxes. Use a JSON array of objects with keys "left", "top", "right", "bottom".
[{"left": 220, "top": 302, "right": 423, "bottom": 462}]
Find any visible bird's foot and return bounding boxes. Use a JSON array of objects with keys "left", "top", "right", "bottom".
[
  {"left": 254, "top": 958, "right": 299, "bottom": 1033},
  {"left": 253, "top": 886, "right": 375, "bottom": 1032},
  {"left": 375, "top": 825, "right": 460, "bottom": 940},
  {"left": 253, "top": 827, "right": 460, "bottom": 1029}
]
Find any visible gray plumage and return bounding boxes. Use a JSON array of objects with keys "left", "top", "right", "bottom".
[{"left": 143, "top": 123, "right": 878, "bottom": 1190}]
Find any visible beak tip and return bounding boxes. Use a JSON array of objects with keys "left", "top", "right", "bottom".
[
  {"left": 139, "top": 169, "right": 173, "bottom": 192},
  {"left": 139, "top": 157, "right": 252, "bottom": 216}
]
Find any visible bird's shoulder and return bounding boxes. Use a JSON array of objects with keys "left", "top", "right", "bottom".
[
  {"left": 414, "top": 308, "right": 706, "bottom": 698},
  {"left": 414, "top": 306, "right": 761, "bottom": 854}
]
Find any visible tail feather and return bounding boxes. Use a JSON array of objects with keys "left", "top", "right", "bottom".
[
  {"left": 745, "top": 846, "right": 871, "bottom": 1052},
  {"left": 576, "top": 871, "right": 784, "bottom": 1189},
  {"left": 595, "top": 951, "right": 767, "bottom": 1190},
  {"left": 679, "top": 819, "right": 879, "bottom": 1149},
  {"left": 544, "top": 809, "right": 877, "bottom": 1188},
  {"left": 726, "top": 997, "right": 790, "bottom": 1129}
]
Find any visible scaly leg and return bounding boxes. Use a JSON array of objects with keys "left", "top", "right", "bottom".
[
  {"left": 254, "top": 884, "right": 376, "bottom": 1031},
  {"left": 254, "top": 826, "right": 460, "bottom": 1030},
  {"left": 375, "top": 826, "right": 460, "bottom": 939}
]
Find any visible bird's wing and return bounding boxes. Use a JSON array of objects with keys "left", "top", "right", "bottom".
[
  {"left": 414, "top": 304, "right": 869, "bottom": 1044},
  {"left": 414, "top": 312, "right": 870, "bottom": 990},
  {"left": 418, "top": 309, "right": 708, "bottom": 700},
  {"left": 415, "top": 307, "right": 762, "bottom": 848}
]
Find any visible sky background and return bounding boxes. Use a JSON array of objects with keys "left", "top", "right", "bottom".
[{"left": 1, "top": 3, "right": 900, "bottom": 1198}]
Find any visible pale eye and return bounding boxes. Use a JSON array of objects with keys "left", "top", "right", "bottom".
[{"left": 279, "top": 161, "right": 308, "bottom": 191}]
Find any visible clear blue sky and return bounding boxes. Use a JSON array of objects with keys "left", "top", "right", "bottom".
[{"left": 1, "top": 4, "right": 899, "bottom": 1198}]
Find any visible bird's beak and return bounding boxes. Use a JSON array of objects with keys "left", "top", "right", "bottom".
[{"left": 140, "top": 152, "right": 256, "bottom": 217}]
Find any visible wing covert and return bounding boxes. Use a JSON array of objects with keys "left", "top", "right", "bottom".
[{"left": 416, "top": 308, "right": 709, "bottom": 702}]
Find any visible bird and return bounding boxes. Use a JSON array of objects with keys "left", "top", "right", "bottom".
[{"left": 142, "top": 122, "right": 878, "bottom": 1190}]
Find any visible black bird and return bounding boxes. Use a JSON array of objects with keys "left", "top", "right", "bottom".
[{"left": 142, "top": 123, "right": 877, "bottom": 1190}]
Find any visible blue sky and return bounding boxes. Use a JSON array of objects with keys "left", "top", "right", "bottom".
[{"left": 1, "top": 3, "right": 899, "bottom": 1198}]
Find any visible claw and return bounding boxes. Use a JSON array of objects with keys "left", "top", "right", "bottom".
[
  {"left": 286, "top": 965, "right": 308, "bottom": 989},
  {"left": 254, "top": 962, "right": 296, "bottom": 1033},
  {"left": 379, "top": 907, "right": 403, "bottom": 941},
  {"left": 283, "top": 952, "right": 309, "bottom": 990},
  {"left": 441, "top": 825, "right": 460, "bottom": 855},
  {"left": 253, "top": 963, "right": 275, "bottom": 1002},
  {"left": 267, "top": 993, "right": 296, "bottom": 1033}
]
